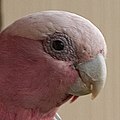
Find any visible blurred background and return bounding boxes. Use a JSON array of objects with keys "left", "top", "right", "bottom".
[{"left": 0, "top": 0, "right": 120, "bottom": 120}]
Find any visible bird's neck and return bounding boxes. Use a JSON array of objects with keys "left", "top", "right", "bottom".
[{"left": 0, "top": 103, "right": 57, "bottom": 120}]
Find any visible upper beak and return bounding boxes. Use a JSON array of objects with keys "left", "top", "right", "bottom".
[{"left": 68, "top": 54, "right": 107, "bottom": 99}]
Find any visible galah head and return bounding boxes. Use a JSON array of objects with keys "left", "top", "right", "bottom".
[{"left": 0, "top": 11, "right": 107, "bottom": 113}]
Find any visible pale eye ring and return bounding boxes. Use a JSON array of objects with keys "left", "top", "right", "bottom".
[{"left": 43, "top": 32, "right": 77, "bottom": 61}]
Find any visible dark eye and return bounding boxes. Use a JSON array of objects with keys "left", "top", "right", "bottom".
[
  {"left": 52, "top": 40, "right": 65, "bottom": 51},
  {"left": 43, "top": 32, "right": 77, "bottom": 61}
]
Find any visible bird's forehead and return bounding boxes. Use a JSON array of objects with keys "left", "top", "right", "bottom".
[
  {"left": 2, "top": 11, "right": 106, "bottom": 57},
  {"left": 2, "top": 11, "right": 102, "bottom": 41}
]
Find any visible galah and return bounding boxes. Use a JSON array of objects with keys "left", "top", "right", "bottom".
[{"left": 0, "top": 11, "right": 107, "bottom": 120}]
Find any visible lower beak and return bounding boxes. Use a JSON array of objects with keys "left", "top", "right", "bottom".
[{"left": 68, "top": 54, "right": 107, "bottom": 99}]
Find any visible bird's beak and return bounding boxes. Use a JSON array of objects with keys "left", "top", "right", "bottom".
[{"left": 68, "top": 54, "right": 107, "bottom": 99}]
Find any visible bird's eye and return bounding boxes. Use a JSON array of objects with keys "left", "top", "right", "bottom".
[
  {"left": 43, "top": 32, "right": 77, "bottom": 61},
  {"left": 52, "top": 40, "right": 65, "bottom": 51}
]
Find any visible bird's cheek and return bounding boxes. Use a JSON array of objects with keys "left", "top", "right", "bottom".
[{"left": 56, "top": 61, "right": 79, "bottom": 86}]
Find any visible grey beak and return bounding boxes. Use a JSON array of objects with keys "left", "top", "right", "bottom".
[{"left": 68, "top": 54, "right": 107, "bottom": 99}]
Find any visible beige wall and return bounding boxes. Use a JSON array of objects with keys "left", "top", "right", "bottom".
[{"left": 1, "top": 0, "right": 120, "bottom": 120}]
